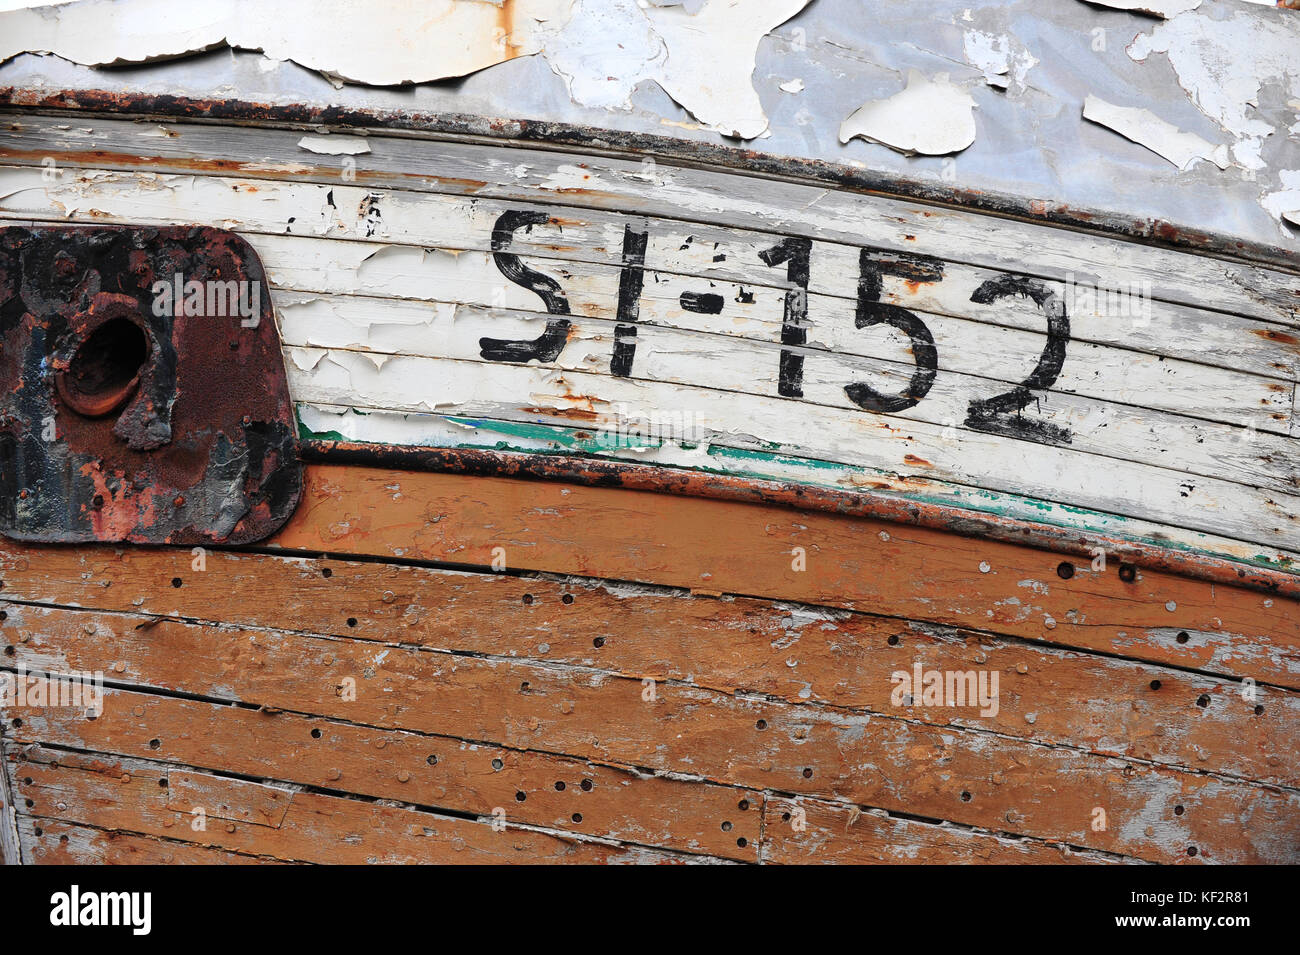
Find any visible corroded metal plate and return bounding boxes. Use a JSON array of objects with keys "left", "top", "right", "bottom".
[{"left": 0, "top": 225, "right": 300, "bottom": 544}]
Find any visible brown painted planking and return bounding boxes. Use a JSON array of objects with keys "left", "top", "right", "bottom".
[
  {"left": 759, "top": 796, "right": 1124, "bottom": 865},
  {"left": 10, "top": 748, "right": 718, "bottom": 865},
  {"left": 18, "top": 818, "right": 283, "bottom": 865},
  {"left": 8, "top": 683, "right": 761, "bottom": 860},
  {"left": 266, "top": 466, "right": 1300, "bottom": 689},
  {"left": 4, "top": 606, "right": 1295, "bottom": 862},
  {"left": 1, "top": 570, "right": 1294, "bottom": 789}
]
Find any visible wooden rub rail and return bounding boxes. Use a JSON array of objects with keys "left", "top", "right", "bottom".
[{"left": 2, "top": 464, "right": 1297, "bottom": 864}]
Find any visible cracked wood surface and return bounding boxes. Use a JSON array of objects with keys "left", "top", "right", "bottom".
[
  {"left": 2, "top": 115, "right": 1299, "bottom": 567},
  {"left": 2, "top": 465, "right": 1297, "bottom": 864}
]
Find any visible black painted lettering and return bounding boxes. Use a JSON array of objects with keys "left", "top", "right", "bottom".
[{"left": 480, "top": 210, "right": 571, "bottom": 363}]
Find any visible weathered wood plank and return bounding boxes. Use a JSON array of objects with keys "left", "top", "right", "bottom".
[
  {"left": 11, "top": 748, "right": 715, "bottom": 864},
  {"left": 6, "top": 681, "right": 762, "bottom": 860},
  {"left": 3, "top": 597, "right": 1294, "bottom": 862},
  {"left": 276, "top": 295, "right": 1300, "bottom": 500},
  {"left": 296, "top": 403, "right": 1300, "bottom": 573},
  {"left": 4, "top": 120, "right": 1299, "bottom": 560},
  {"left": 2, "top": 469, "right": 1294, "bottom": 689},
  {"left": 272, "top": 465, "right": 1300, "bottom": 686},
  {"left": 759, "top": 797, "right": 1124, "bottom": 865},
  {"left": 245, "top": 235, "right": 1290, "bottom": 437},
  {"left": 286, "top": 349, "right": 1300, "bottom": 552},
  {"left": 2, "top": 576, "right": 1295, "bottom": 789},
  {"left": 18, "top": 818, "right": 282, "bottom": 865},
  {"left": 3, "top": 163, "right": 1296, "bottom": 384},
  {"left": 3, "top": 116, "right": 1295, "bottom": 326}
]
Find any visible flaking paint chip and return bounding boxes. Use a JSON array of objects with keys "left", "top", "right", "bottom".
[{"left": 839, "top": 71, "right": 978, "bottom": 156}]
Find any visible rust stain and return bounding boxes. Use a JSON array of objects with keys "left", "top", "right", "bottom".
[{"left": 1253, "top": 327, "right": 1300, "bottom": 346}]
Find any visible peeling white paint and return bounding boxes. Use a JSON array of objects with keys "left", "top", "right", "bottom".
[
  {"left": 642, "top": 0, "right": 811, "bottom": 139},
  {"left": 1082, "top": 95, "right": 1230, "bottom": 170},
  {"left": 1262, "top": 169, "right": 1300, "bottom": 229},
  {"left": 297, "top": 133, "right": 371, "bottom": 156},
  {"left": 839, "top": 71, "right": 977, "bottom": 156},
  {"left": 1128, "top": 10, "right": 1300, "bottom": 173},
  {"left": 962, "top": 30, "right": 1037, "bottom": 91},
  {"left": 0, "top": 0, "right": 572, "bottom": 86},
  {"left": 779, "top": 78, "right": 805, "bottom": 93}
]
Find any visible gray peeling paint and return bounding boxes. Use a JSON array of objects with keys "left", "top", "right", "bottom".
[{"left": 0, "top": 0, "right": 1297, "bottom": 246}]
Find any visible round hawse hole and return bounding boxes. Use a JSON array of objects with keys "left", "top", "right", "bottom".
[{"left": 57, "top": 318, "right": 149, "bottom": 418}]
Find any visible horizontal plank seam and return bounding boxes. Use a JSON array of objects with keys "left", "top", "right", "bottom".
[
  {"left": 7, "top": 626, "right": 1295, "bottom": 797},
  {"left": 8, "top": 746, "right": 744, "bottom": 864}
]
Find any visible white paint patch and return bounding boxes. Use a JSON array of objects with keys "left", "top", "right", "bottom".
[
  {"left": 297, "top": 134, "right": 371, "bottom": 156},
  {"left": 779, "top": 78, "right": 805, "bottom": 94},
  {"left": 0, "top": 0, "right": 571, "bottom": 86},
  {"left": 1128, "top": 10, "right": 1300, "bottom": 172},
  {"left": 961, "top": 30, "right": 1036, "bottom": 91},
  {"left": 1078, "top": 0, "right": 1201, "bottom": 18},
  {"left": 839, "top": 71, "right": 978, "bottom": 156},
  {"left": 643, "top": 0, "right": 811, "bottom": 139},
  {"left": 1262, "top": 170, "right": 1300, "bottom": 230},
  {"left": 1082, "top": 95, "right": 1230, "bottom": 170}
]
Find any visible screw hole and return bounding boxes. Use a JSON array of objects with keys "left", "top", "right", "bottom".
[
  {"left": 1196, "top": 694, "right": 1211, "bottom": 708},
  {"left": 737, "top": 837, "right": 748, "bottom": 848},
  {"left": 346, "top": 617, "right": 357, "bottom": 628},
  {"left": 515, "top": 791, "right": 526, "bottom": 802},
  {"left": 311, "top": 728, "right": 322, "bottom": 739},
  {"left": 1056, "top": 562, "right": 1074, "bottom": 579},
  {"left": 802, "top": 768, "right": 813, "bottom": 779},
  {"left": 1176, "top": 631, "right": 1189, "bottom": 644},
  {"left": 562, "top": 594, "right": 574, "bottom": 605},
  {"left": 492, "top": 758, "right": 503, "bottom": 771},
  {"left": 321, "top": 568, "right": 333, "bottom": 578},
  {"left": 171, "top": 577, "right": 182, "bottom": 588},
  {"left": 10, "top": 718, "right": 20, "bottom": 728},
  {"left": 159, "top": 778, "right": 168, "bottom": 788},
  {"left": 3, "top": 646, "right": 12, "bottom": 657},
  {"left": 580, "top": 779, "right": 593, "bottom": 792},
  {"left": 554, "top": 781, "right": 565, "bottom": 791},
  {"left": 1174, "top": 805, "right": 1184, "bottom": 816},
  {"left": 571, "top": 813, "right": 582, "bottom": 823},
  {"left": 755, "top": 719, "right": 767, "bottom": 730},
  {"left": 887, "top": 634, "right": 900, "bottom": 646},
  {"left": 961, "top": 790, "right": 972, "bottom": 802},
  {"left": 1254, "top": 704, "right": 1264, "bottom": 716},
  {"left": 1118, "top": 563, "right": 1137, "bottom": 583},
  {"left": 738, "top": 799, "right": 749, "bottom": 811},
  {"left": 593, "top": 637, "right": 605, "bottom": 648},
  {"left": 522, "top": 594, "right": 533, "bottom": 605},
  {"left": 148, "top": 738, "right": 160, "bottom": 749},
  {"left": 426, "top": 754, "right": 438, "bottom": 765},
  {"left": 1187, "top": 846, "right": 1198, "bottom": 857},
  {"left": 1149, "top": 680, "right": 1162, "bottom": 691},
  {"left": 721, "top": 821, "right": 733, "bottom": 832}
]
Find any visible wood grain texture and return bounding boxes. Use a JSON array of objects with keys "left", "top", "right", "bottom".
[
  {"left": 2, "top": 114, "right": 1298, "bottom": 562},
  {"left": 10, "top": 748, "right": 714, "bottom": 864},
  {"left": 266, "top": 464, "right": 1300, "bottom": 689},
  {"left": 2, "top": 556, "right": 1296, "bottom": 862},
  {"left": 18, "top": 818, "right": 284, "bottom": 865},
  {"left": 0, "top": 557, "right": 1294, "bottom": 788}
]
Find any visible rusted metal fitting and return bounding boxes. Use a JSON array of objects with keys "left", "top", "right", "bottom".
[{"left": 0, "top": 225, "right": 301, "bottom": 544}]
